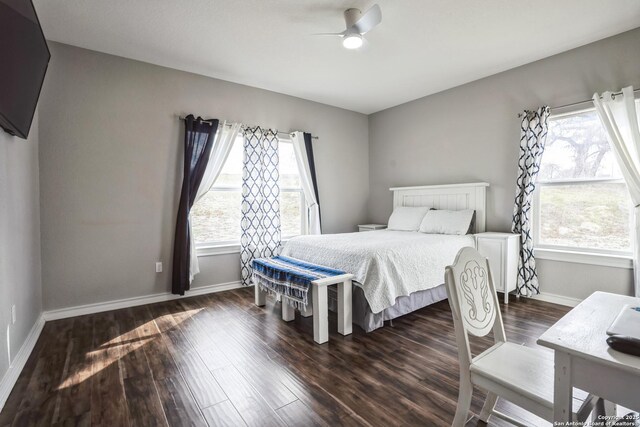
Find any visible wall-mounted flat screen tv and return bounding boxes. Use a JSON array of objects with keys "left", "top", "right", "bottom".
[{"left": 0, "top": 0, "right": 50, "bottom": 139}]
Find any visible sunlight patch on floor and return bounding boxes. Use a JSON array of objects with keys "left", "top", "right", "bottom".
[{"left": 55, "top": 308, "right": 202, "bottom": 390}]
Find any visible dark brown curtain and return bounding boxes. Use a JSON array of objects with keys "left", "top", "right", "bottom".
[
  {"left": 303, "top": 132, "right": 321, "bottom": 231},
  {"left": 172, "top": 115, "right": 219, "bottom": 295}
]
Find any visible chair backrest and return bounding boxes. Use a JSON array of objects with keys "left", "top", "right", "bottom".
[{"left": 445, "top": 247, "right": 506, "bottom": 364}]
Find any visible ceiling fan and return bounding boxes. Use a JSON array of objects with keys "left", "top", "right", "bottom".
[{"left": 316, "top": 4, "right": 382, "bottom": 49}]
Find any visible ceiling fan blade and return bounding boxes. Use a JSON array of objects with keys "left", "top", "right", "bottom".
[
  {"left": 351, "top": 4, "right": 381, "bottom": 34},
  {"left": 312, "top": 31, "right": 346, "bottom": 36}
]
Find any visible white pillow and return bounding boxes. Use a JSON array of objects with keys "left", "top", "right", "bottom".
[
  {"left": 387, "top": 207, "right": 431, "bottom": 231},
  {"left": 419, "top": 209, "right": 475, "bottom": 235}
]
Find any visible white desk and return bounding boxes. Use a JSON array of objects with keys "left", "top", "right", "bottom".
[{"left": 537, "top": 291, "right": 640, "bottom": 422}]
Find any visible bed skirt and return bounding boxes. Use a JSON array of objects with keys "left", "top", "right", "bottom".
[{"left": 327, "top": 283, "right": 448, "bottom": 333}]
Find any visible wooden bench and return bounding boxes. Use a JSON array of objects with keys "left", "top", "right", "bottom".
[{"left": 253, "top": 259, "right": 353, "bottom": 344}]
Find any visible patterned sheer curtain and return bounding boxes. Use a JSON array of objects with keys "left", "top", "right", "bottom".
[
  {"left": 511, "top": 106, "right": 550, "bottom": 297},
  {"left": 240, "top": 126, "right": 281, "bottom": 286}
]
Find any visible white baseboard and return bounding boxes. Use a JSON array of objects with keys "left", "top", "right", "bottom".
[
  {"left": 531, "top": 291, "right": 582, "bottom": 307},
  {"left": 42, "top": 281, "right": 243, "bottom": 321},
  {"left": 0, "top": 314, "right": 45, "bottom": 412}
]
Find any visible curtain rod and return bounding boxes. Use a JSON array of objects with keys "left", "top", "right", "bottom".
[
  {"left": 517, "top": 88, "right": 640, "bottom": 118},
  {"left": 177, "top": 116, "right": 318, "bottom": 139}
]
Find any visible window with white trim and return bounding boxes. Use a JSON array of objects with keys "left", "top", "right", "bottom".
[
  {"left": 191, "top": 135, "right": 306, "bottom": 248},
  {"left": 533, "top": 106, "right": 635, "bottom": 257}
]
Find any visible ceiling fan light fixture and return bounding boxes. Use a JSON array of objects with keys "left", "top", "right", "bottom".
[{"left": 342, "top": 33, "right": 363, "bottom": 49}]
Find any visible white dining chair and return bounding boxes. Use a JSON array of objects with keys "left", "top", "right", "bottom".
[{"left": 444, "top": 247, "right": 600, "bottom": 426}]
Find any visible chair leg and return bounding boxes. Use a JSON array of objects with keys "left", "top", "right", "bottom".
[
  {"left": 593, "top": 398, "right": 605, "bottom": 420},
  {"left": 479, "top": 392, "right": 497, "bottom": 423},
  {"left": 603, "top": 400, "right": 616, "bottom": 418},
  {"left": 577, "top": 396, "right": 615, "bottom": 425},
  {"left": 453, "top": 379, "right": 473, "bottom": 427},
  {"left": 594, "top": 400, "right": 616, "bottom": 427}
]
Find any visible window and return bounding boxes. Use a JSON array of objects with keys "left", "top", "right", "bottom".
[
  {"left": 533, "top": 107, "right": 634, "bottom": 258},
  {"left": 190, "top": 135, "right": 306, "bottom": 250},
  {"left": 279, "top": 141, "right": 306, "bottom": 238}
]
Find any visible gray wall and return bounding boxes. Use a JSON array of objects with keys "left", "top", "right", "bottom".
[
  {"left": 38, "top": 42, "right": 369, "bottom": 311},
  {"left": 0, "top": 112, "right": 43, "bottom": 382},
  {"left": 368, "top": 28, "right": 640, "bottom": 298},
  {"left": 37, "top": 28, "right": 640, "bottom": 310}
]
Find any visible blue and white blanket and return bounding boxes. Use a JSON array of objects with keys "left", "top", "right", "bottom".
[{"left": 252, "top": 255, "right": 346, "bottom": 309}]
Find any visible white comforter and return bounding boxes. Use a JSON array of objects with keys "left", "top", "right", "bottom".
[{"left": 281, "top": 230, "right": 475, "bottom": 314}]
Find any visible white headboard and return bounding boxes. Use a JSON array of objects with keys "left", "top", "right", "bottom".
[{"left": 390, "top": 182, "right": 490, "bottom": 233}]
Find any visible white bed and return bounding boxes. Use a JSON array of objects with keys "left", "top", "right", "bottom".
[
  {"left": 282, "top": 182, "right": 490, "bottom": 331},
  {"left": 282, "top": 230, "right": 475, "bottom": 313}
]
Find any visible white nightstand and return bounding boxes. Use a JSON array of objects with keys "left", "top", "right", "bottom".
[
  {"left": 474, "top": 232, "right": 520, "bottom": 304},
  {"left": 358, "top": 224, "right": 387, "bottom": 232}
]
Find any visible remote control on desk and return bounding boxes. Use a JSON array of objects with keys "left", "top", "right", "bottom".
[{"left": 606, "top": 335, "right": 640, "bottom": 357}]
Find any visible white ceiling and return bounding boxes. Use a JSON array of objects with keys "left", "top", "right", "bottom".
[{"left": 34, "top": 0, "right": 640, "bottom": 114}]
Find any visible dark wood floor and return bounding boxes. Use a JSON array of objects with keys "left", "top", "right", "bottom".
[{"left": 0, "top": 288, "right": 572, "bottom": 426}]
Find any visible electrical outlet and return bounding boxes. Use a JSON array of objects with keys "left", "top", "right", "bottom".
[
  {"left": 155, "top": 262, "right": 163, "bottom": 273},
  {"left": 11, "top": 305, "right": 16, "bottom": 324}
]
